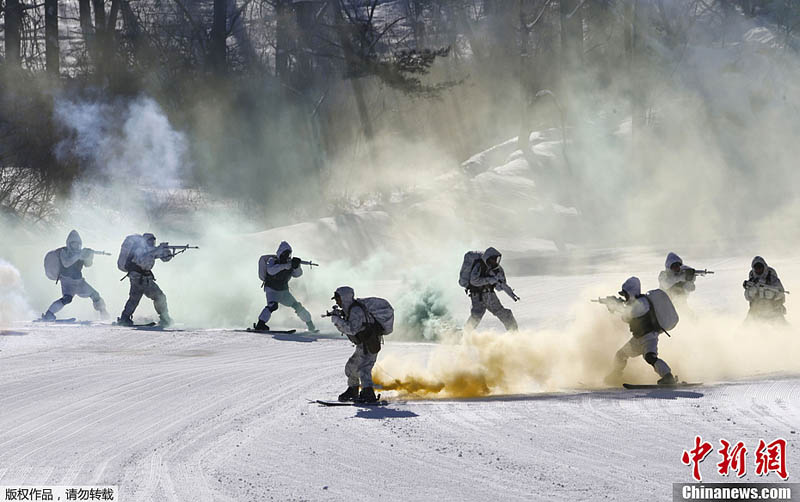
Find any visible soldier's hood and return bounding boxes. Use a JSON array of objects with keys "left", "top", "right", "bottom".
[
  {"left": 751, "top": 256, "right": 769, "bottom": 278},
  {"left": 334, "top": 286, "right": 355, "bottom": 310},
  {"left": 621, "top": 276, "right": 641, "bottom": 299},
  {"left": 482, "top": 247, "right": 501, "bottom": 265},
  {"left": 276, "top": 241, "right": 293, "bottom": 258},
  {"left": 665, "top": 252, "right": 682, "bottom": 270},
  {"left": 66, "top": 230, "right": 82, "bottom": 250}
]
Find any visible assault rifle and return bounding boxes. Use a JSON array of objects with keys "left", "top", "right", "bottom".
[
  {"left": 685, "top": 267, "right": 714, "bottom": 277},
  {"left": 153, "top": 243, "right": 200, "bottom": 257},
  {"left": 592, "top": 295, "right": 625, "bottom": 306},
  {"left": 743, "top": 281, "right": 790, "bottom": 295},
  {"left": 322, "top": 305, "right": 344, "bottom": 318},
  {"left": 495, "top": 280, "right": 520, "bottom": 302},
  {"left": 87, "top": 249, "right": 112, "bottom": 256},
  {"left": 296, "top": 259, "right": 319, "bottom": 267}
]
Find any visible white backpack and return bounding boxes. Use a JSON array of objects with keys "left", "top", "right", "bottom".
[
  {"left": 352, "top": 297, "right": 395, "bottom": 335},
  {"left": 458, "top": 251, "right": 483, "bottom": 287},
  {"left": 258, "top": 254, "right": 276, "bottom": 282},
  {"left": 646, "top": 289, "right": 679, "bottom": 332},
  {"left": 118, "top": 234, "right": 144, "bottom": 272},
  {"left": 44, "top": 248, "right": 62, "bottom": 281}
]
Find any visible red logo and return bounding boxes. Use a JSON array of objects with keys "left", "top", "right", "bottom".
[{"left": 682, "top": 437, "right": 789, "bottom": 481}]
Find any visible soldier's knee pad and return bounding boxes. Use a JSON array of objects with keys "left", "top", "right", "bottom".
[
  {"left": 268, "top": 301, "right": 279, "bottom": 312},
  {"left": 61, "top": 295, "right": 74, "bottom": 305},
  {"left": 644, "top": 352, "right": 659, "bottom": 365}
]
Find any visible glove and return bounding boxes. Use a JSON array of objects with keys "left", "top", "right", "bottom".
[
  {"left": 291, "top": 257, "right": 301, "bottom": 269},
  {"left": 80, "top": 248, "right": 94, "bottom": 260},
  {"left": 683, "top": 268, "right": 696, "bottom": 281}
]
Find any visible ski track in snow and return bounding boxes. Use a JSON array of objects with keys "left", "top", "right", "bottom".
[{"left": 0, "top": 324, "right": 798, "bottom": 501}]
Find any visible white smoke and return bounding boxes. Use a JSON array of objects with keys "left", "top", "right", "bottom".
[
  {"left": 55, "top": 96, "right": 189, "bottom": 189},
  {"left": 0, "top": 258, "right": 33, "bottom": 327}
]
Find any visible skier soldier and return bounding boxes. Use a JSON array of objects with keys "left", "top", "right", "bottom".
[
  {"left": 463, "top": 247, "right": 519, "bottom": 332},
  {"left": 117, "top": 233, "right": 173, "bottom": 327},
  {"left": 743, "top": 256, "right": 787, "bottom": 323},
  {"left": 658, "top": 252, "right": 697, "bottom": 306},
  {"left": 602, "top": 277, "right": 677, "bottom": 385},
  {"left": 41, "top": 230, "right": 108, "bottom": 320},
  {"left": 327, "top": 286, "right": 394, "bottom": 403},
  {"left": 254, "top": 241, "right": 316, "bottom": 332}
]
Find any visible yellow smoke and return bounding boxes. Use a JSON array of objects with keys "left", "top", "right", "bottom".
[{"left": 374, "top": 303, "right": 800, "bottom": 399}]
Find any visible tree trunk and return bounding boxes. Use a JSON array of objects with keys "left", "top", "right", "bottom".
[
  {"left": 560, "top": 0, "right": 583, "bottom": 73},
  {"left": 4, "top": 0, "right": 22, "bottom": 67},
  {"left": 274, "top": 0, "right": 291, "bottom": 81},
  {"left": 78, "top": 0, "right": 95, "bottom": 61},
  {"left": 210, "top": 0, "right": 228, "bottom": 73},
  {"left": 626, "top": 0, "right": 645, "bottom": 138},
  {"left": 45, "top": 0, "right": 60, "bottom": 75}
]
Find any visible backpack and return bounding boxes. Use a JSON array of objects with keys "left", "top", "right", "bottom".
[
  {"left": 118, "top": 234, "right": 144, "bottom": 272},
  {"left": 458, "top": 251, "right": 483, "bottom": 288},
  {"left": 44, "top": 248, "right": 63, "bottom": 281},
  {"left": 351, "top": 297, "right": 394, "bottom": 336},
  {"left": 646, "top": 289, "right": 679, "bottom": 332},
  {"left": 258, "top": 254, "right": 276, "bottom": 282}
]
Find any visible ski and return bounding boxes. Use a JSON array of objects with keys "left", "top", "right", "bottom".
[
  {"left": 313, "top": 394, "right": 388, "bottom": 406},
  {"left": 245, "top": 328, "right": 297, "bottom": 334},
  {"left": 314, "top": 400, "right": 389, "bottom": 407},
  {"left": 33, "top": 317, "right": 78, "bottom": 323},
  {"left": 623, "top": 382, "right": 702, "bottom": 389},
  {"left": 112, "top": 321, "right": 158, "bottom": 328}
]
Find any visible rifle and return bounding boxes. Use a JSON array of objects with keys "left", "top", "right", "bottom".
[
  {"left": 152, "top": 244, "right": 200, "bottom": 257},
  {"left": 495, "top": 280, "right": 520, "bottom": 302},
  {"left": 322, "top": 305, "right": 344, "bottom": 318},
  {"left": 297, "top": 259, "right": 319, "bottom": 267},
  {"left": 685, "top": 267, "right": 714, "bottom": 277},
  {"left": 744, "top": 281, "right": 790, "bottom": 295},
  {"left": 592, "top": 295, "right": 625, "bottom": 306},
  {"left": 88, "top": 249, "right": 112, "bottom": 256}
]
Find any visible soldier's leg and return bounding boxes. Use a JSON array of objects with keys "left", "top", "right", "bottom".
[
  {"left": 641, "top": 333, "right": 671, "bottom": 377},
  {"left": 344, "top": 346, "right": 362, "bottom": 388},
  {"left": 142, "top": 279, "right": 170, "bottom": 323},
  {"left": 46, "top": 294, "right": 73, "bottom": 315},
  {"left": 465, "top": 293, "right": 487, "bottom": 330},
  {"left": 279, "top": 290, "right": 315, "bottom": 330},
  {"left": 72, "top": 279, "right": 108, "bottom": 317},
  {"left": 606, "top": 337, "right": 639, "bottom": 383},
  {"left": 258, "top": 290, "right": 280, "bottom": 323},
  {"left": 485, "top": 291, "right": 519, "bottom": 331},
  {"left": 121, "top": 278, "right": 145, "bottom": 320},
  {"left": 358, "top": 346, "right": 379, "bottom": 388}
]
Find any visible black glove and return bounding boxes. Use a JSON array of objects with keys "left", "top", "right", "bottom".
[{"left": 291, "top": 257, "right": 301, "bottom": 269}]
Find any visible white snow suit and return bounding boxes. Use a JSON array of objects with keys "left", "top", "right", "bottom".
[
  {"left": 45, "top": 230, "right": 107, "bottom": 318},
  {"left": 744, "top": 256, "right": 786, "bottom": 323},
  {"left": 608, "top": 277, "right": 672, "bottom": 378},
  {"left": 465, "top": 247, "right": 518, "bottom": 331},
  {"left": 330, "top": 286, "right": 379, "bottom": 388},
  {"left": 257, "top": 241, "right": 313, "bottom": 328},
  {"left": 120, "top": 233, "right": 172, "bottom": 324}
]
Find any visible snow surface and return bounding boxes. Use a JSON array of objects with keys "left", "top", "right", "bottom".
[{"left": 1, "top": 253, "right": 798, "bottom": 501}]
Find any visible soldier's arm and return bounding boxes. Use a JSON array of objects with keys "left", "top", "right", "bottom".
[
  {"left": 331, "top": 306, "right": 366, "bottom": 337},
  {"left": 469, "top": 263, "right": 495, "bottom": 287},
  {"left": 266, "top": 257, "right": 291, "bottom": 275}
]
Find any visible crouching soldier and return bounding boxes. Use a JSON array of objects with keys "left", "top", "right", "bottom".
[
  {"left": 599, "top": 277, "right": 677, "bottom": 386},
  {"left": 743, "top": 256, "right": 787, "bottom": 324},
  {"left": 327, "top": 286, "right": 394, "bottom": 403},
  {"left": 254, "top": 241, "right": 316, "bottom": 332},
  {"left": 460, "top": 247, "right": 519, "bottom": 332},
  {"left": 42, "top": 230, "right": 109, "bottom": 320},
  {"left": 117, "top": 233, "right": 173, "bottom": 327}
]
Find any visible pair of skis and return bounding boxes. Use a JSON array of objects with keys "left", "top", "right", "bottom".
[{"left": 311, "top": 395, "right": 389, "bottom": 407}]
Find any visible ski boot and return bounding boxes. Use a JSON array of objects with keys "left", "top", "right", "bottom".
[
  {"left": 159, "top": 315, "right": 173, "bottom": 328},
  {"left": 41, "top": 311, "right": 56, "bottom": 321},
  {"left": 657, "top": 373, "right": 677, "bottom": 385},
  {"left": 253, "top": 319, "right": 269, "bottom": 332},
  {"left": 306, "top": 321, "right": 319, "bottom": 333},
  {"left": 356, "top": 386, "right": 378, "bottom": 403},
  {"left": 338, "top": 386, "right": 359, "bottom": 402},
  {"left": 116, "top": 316, "right": 134, "bottom": 327}
]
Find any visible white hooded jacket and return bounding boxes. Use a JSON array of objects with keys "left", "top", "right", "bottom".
[{"left": 658, "top": 252, "right": 696, "bottom": 295}]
